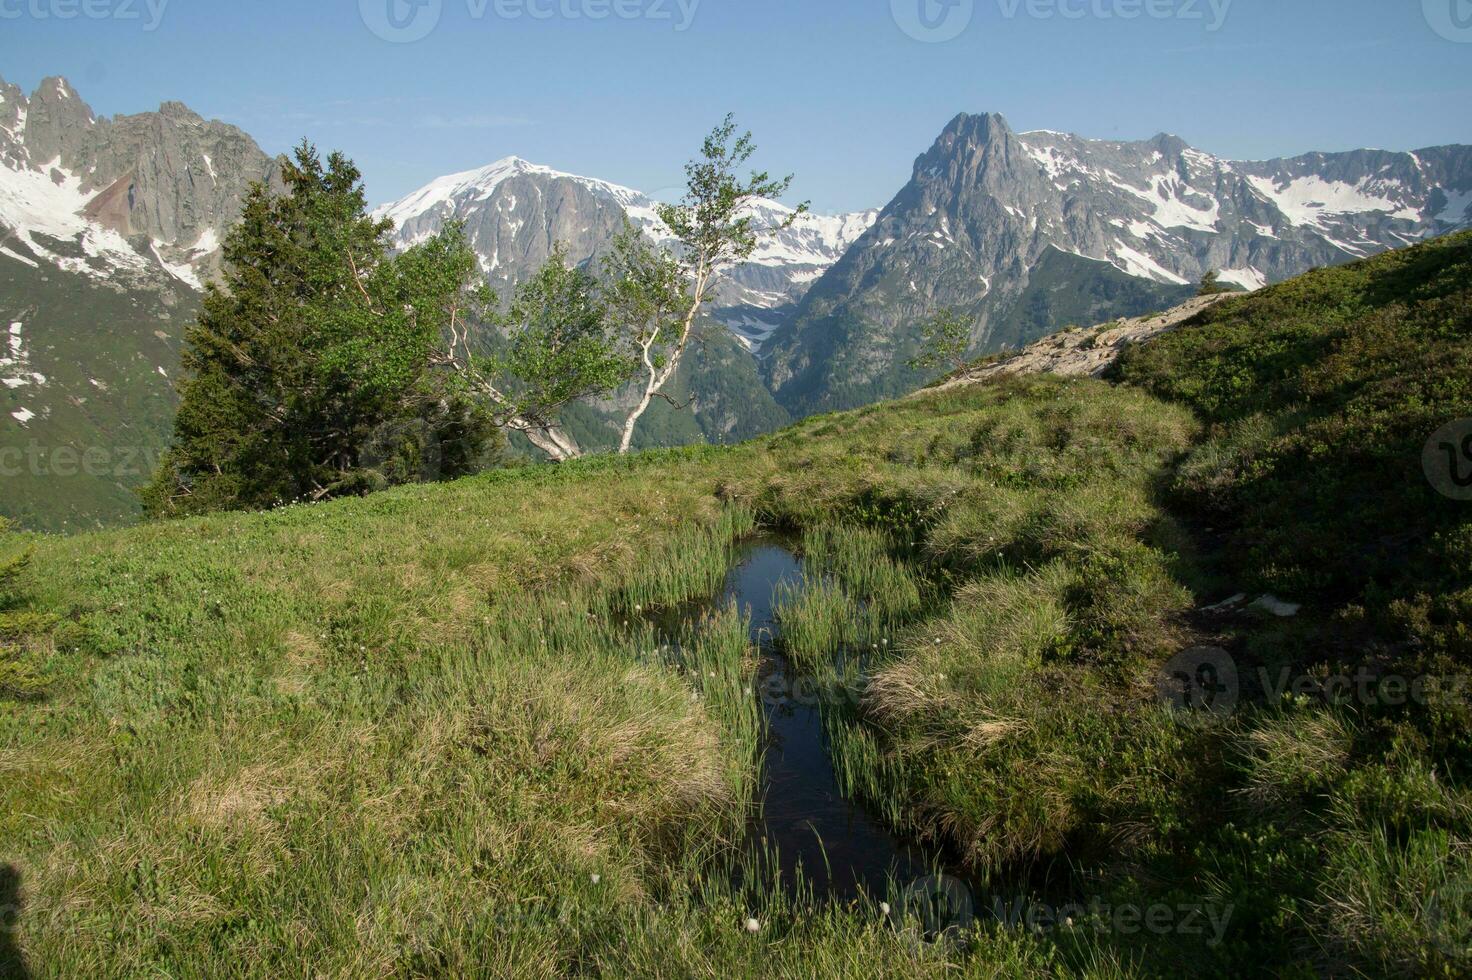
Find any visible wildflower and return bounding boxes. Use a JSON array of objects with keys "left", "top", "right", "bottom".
[
  {"left": 744, "top": 917, "right": 761, "bottom": 934},
  {"left": 591, "top": 874, "right": 601, "bottom": 885},
  {"left": 879, "top": 902, "right": 892, "bottom": 917}
]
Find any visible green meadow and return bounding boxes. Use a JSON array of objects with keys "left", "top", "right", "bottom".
[{"left": 3, "top": 231, "right": 1470, "bottom": 977}]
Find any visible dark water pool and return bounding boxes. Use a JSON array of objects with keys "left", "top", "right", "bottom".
[{"left": 661, "top": 537, "right": 940, "bottom": 902}]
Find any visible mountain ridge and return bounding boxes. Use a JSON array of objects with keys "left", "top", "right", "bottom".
[{"left": 759, "top": 110, "right": 1472, "bottom": 416}]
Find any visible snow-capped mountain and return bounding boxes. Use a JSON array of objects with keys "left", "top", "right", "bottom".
[
  {"left": 374, "top": 156, "right": 877, "bottom": 351},
  {"left": 1013, "top": 126, "right": 1472, "bottom": 289},
  {"left": 761, "top": 112, "right": 1472, "bottom": 416},
  {"left": 0, "top": 75, "right": 276, "bottom": 289}
]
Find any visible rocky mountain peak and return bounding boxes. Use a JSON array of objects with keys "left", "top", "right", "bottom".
[
  {"left": 939, "top": 111, "right": 1013, "bottom": 143},
  {"left": 761, "top": 115, "right": 1472, "bottom": 418},
  {"left": 1149, "top": 132, "right": 1190, "bottom": 156},
  {"left": 21, "top": 75, "right": 97, "bottom": 165},
  {"left": 0, "top": 75, "right": 276, "bottom": 289}
]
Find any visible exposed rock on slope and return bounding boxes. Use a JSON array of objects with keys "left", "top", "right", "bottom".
[{"left": 925, "top": 293, "right": 1233, "bottom": 393}]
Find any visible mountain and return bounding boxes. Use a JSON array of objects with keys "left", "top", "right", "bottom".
[
  {"left": 373, "top": 157, "right": 874, "bottom": 450},
  {"left": 374, "top": 156, "right": 877, "bottom": 351},
  {"left": 761, "top": 112, "right": 1472, "bottom": 416},
  {"left": 0, "top": 75, "right": 277, "bottom": 530},
  {"left": 0, "top": 75, "right": 277, "bottom": 287}
]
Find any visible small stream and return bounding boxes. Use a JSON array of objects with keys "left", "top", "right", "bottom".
[{"left": 657, "top": 536, "right": 943, "bottom": 902}]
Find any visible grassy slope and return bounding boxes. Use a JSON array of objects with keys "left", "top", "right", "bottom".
[
  {"left": 4, "top": 231, "right": 1471, "bottom": 977},
  {"left": 0, "top": 248, "right": 195, "bottom": 533}
]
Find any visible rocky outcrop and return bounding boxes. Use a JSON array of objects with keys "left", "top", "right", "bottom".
[{"left": 923, "top": 292, "right": 1232, "bottom": 393}]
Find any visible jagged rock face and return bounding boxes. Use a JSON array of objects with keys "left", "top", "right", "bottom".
[
  {"left": 761, "top": 112, "right": 1472, "bottom": 417},
  {"left": 0, "top": 75, "right": 277, "bottom": 288},
  {"left": 374, "top": 157, "right": 876, "bottom": 352}
]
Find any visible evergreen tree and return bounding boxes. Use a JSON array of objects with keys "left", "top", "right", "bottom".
[
  {"left": 143, "top": 144, "right": 500, "bottom": 518},
  {"left": 1198, "top": 269, "right": 1232, "bottom": 296}
]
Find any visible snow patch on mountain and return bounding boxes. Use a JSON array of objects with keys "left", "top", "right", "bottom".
[
  {"left": 1218, "top": 267, "right": 1268, "bottom": 291},
  {"left": 1112, "top": 242, "right": 1189, "bottom": 284},
  {"left": 1438, "top": 187, "right": 1472, "bottom": 225},
  {"left": 0, "top": 158, "right": 151, "bottom": 277},
  {"left": 1244, "top": 174, "right": 1421, "bottom": 229},
  {"left": 1115, "top": 172, "right": 1221, "bottom": 233},
  {"left": 1, "top": 321, "right": 48, "bottom": 391}
]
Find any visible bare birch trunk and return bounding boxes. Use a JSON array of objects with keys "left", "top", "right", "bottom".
[
  {"left": 520, "top": 423, "right": 581, "bottom": 462},
  {"left": 617, "top": 269, "right": 708, "bottom": 454}
]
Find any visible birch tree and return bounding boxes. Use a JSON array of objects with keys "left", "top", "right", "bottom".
[
  {"left": 433, "top": 238, "right": 628, "bottom": 462},
  {"left": 612, "top": 115, "right": 805, "bottom": 454}
]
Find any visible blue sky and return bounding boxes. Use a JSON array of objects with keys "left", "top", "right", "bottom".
[{"left": 1, "top": 0, "right": 1469, "bottom": 213}]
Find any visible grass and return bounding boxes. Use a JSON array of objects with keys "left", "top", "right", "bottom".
[
  {"left": 0, "top": 437, "right": 1098, "bottom": 977},
  {"left": 4, "top": 231, "right": 1472, "bottom": 976}
]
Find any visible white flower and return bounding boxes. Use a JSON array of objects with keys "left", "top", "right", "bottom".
[
  {"left": 590, "top": 874, "right": 601, "bottom": 885},
  {"left": 744, "top": 918, "right": 761, "bottom": 934},
  {"left": 879, "top": 902, "right": 892, "bottom": 917}
]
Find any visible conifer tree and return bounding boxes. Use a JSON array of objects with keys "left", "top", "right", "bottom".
[
  {"left": 143, "top": 144, "right": 500, "bottom": 517},
  {"left": 1198, "top": 269, "right": 1231, "bottom": 296}
]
